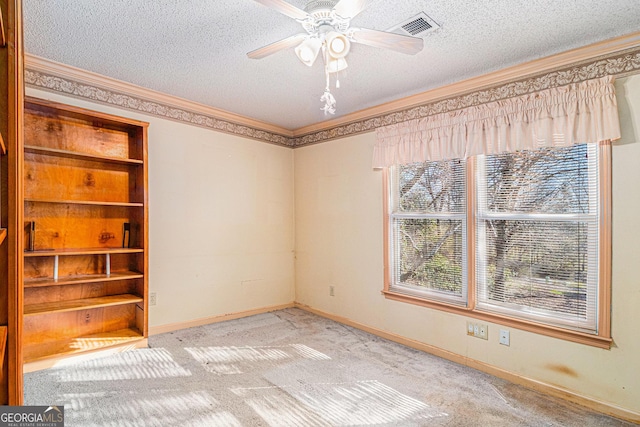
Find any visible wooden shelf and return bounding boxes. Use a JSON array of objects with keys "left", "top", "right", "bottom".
[
  {"left": 24, "top": 271, "right": 144, "bottom": 288},
  {"left": 0, "top": 132, "right": 6, "bottom": 155},
  {"left": 24, "top": 294, "right": 143, "bottom": 316},
  {"left": 24, "top": 198, "right": 144, "bottom": 207},
  {"left": 24, "top": 247, "right": 144, "bottom": 257},
  {"left": 0, "top": 228, "right": 6, "bottom": 246},
  {"left": 25, "top": 145, "right": 143, "bottom": 165},
  {"left": 23, "top": 328, "right": 144, "bottom": 364},
  {"left": 0, "top": 326, "right": 6, "bottom": 372},
  {"left": 0, "top": 11, "right": 5, "bottom": 48}
]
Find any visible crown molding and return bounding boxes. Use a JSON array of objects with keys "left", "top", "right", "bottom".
[
  {"left": 24, "top": 31, "right": 640, "bottom": 149},
  {"left": 25, "top": 54, "right": 294, "bottom": 147},
  {"left": 290, "top": 31, "right": 640, "bottom": 146},
  {"left": 292, "top": 31, "right": 640, "bottom": 138}
]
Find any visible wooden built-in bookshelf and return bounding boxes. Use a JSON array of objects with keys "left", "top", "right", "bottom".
[{"left": 22, "top": 98, "right": 149, "bottom": 364}]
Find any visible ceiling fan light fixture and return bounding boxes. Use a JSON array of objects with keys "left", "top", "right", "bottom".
[
  {"left": 295, "top": 37, "right": 322, "bottom": 66},
  {"left": 325, "top": 31, "right": 350, "bottom": 59},
  {"left": 249, "top": 0, "right": 425, "bottom": 115}
]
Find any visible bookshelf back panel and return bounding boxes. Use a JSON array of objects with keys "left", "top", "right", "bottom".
[
  {"left": 23, "top": 305, "right": 138, "bottom": 344},
  {"left": 25, "top": 107, "right": 142, "bottom": 161},
  {"left": 24, "top": 280, "right": 140, "bottom": 306},
  {"left": 24, "top": 153, "right": 142, "bottom": 203},
  {"left": 24, "top": 253, "right": 140, "bottom": 280},
  {"left": 24, "top": 203, "right": 142, "bottom": 251}
]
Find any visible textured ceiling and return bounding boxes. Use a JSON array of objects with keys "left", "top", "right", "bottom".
[{"left": 23, "top": 0, "right": 640, "bottom": 130}]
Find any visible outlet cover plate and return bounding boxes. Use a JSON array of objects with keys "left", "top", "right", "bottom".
[
  {"left": 499, "top": 329, "right": 510, "bottom": 346},
  {"left": 467, "top": 321, "right": 488, "bottom": 340}
]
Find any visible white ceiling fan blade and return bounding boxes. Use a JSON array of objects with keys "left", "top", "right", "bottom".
[
  {"left": 333, "top": 0, "right": 369, "bottom": 19},
  {"left": 247, "top": 34, "right": 307, "bottom": 59},
  {"left": 253, "top": 0, "right": 308, "bottom": 20},
  {"left": 350, "top": 28, "right": 424, "bottom": 55}
]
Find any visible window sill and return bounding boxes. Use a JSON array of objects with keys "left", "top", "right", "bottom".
[{"left": 382, "top": 290, "right": 613, "bottom": 349}]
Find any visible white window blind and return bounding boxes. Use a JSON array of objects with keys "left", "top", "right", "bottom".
[
  {"left": 390, "top": 159, "right": 467, "bottom": 305},
  {"left": 475, "top": 144, "right": 599, "bottom": 333}
]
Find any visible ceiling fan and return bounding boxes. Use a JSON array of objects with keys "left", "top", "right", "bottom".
[{"left": 248, "top": 0, "right": 424, "bottom": 114}]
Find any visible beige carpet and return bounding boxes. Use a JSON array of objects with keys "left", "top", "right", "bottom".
[{"left": 24, "top": 308, "right": 631, "bottom": 426}]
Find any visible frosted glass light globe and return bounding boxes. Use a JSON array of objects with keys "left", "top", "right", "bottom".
[{"left": 330, "top": 38, "right": 346, "bottom": 54}]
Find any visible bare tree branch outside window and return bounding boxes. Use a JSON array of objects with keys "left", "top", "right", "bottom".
[
  {"left": 479, "top": 144, "right": 595, "bottom": 320},
  {"left": 394, "top": 160, "right": 465, "bottom": 298}
]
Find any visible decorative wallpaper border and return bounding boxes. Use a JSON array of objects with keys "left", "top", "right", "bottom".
[
  {"left": 291, "top": 46, "right": 640, "bottom": 147},
  {"left": 25, "top": 45, "right": 640, "bottom": 149},
  {"left": 24, "top": 70, "right": 294, "bottom": 147}
]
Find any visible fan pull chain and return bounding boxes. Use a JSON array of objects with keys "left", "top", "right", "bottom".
[{"left": 320, "top": 45, "right": 337, "bottom": 114}]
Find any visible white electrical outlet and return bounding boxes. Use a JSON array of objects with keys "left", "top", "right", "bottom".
[
  {"left": 467, "top": 321, "right": 489, "bottom": 340},
  {"left": 329, "top": 285, "right": 335, "bottom": 297},
  {"left": 479, "top": 324, "right": 487, "bottom": 339},
  {"left": 149, "top": 292, "right": 157, "bottom": 306},
  {"left": 499, "top": 329, "right": 510, "bottom": 346},
  {"left": 467, "top": 322, "right": 475, "bottom": 335}
]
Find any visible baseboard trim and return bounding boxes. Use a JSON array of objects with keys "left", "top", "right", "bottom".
[
  {"left": 295, "top": 303, "right": 640, "bottom": 424},
  {"left": 148, "top": 303, "right": 295, "bottom": 336},
  {"left": 23, "top": 338, "right": 148, "bottom": 373}
]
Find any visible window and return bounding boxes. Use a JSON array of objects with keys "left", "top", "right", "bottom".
[
  {"left": 389, "top": 160, "right": 467, "bottom": 305},
  {"left": 476, "top": 144, "right": 600, "bottom": 333},
  {"left": 385, "top": 143, "right": 611, "bottom": 346}
]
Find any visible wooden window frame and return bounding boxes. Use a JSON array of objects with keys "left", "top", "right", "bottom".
[{"left": 382, "top": 142, "right": 613, "bottom": 349}]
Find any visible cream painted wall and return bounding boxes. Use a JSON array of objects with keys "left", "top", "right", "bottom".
[
  {"left": 26, "top": 87, "right": 296, "bottom": 328},
  {"left": 24, "top": 73, "right": 640, "bottom": 415},
  {"left": 294, "top": 75, "right": 640, "bottom": 415}
]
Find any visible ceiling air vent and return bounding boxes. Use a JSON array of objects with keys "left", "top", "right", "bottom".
[{"left": 388, "top": 12, "right": 440, "bottom": 37}]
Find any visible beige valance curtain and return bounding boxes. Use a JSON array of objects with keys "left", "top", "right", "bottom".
[{"left": 373, "top": 76, "right": 621, "bottom": 167}]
